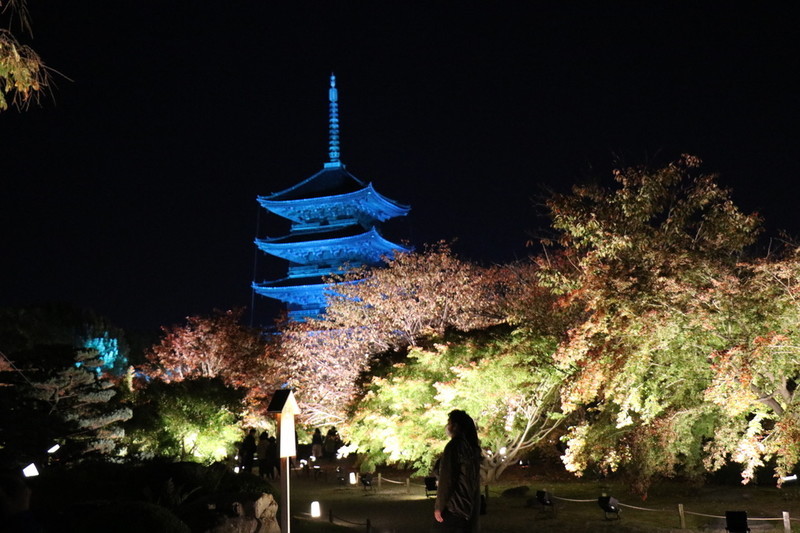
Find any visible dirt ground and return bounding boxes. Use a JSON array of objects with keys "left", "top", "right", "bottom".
[{"left": 281, "top": 461, "right": 800, "bottom": 533}]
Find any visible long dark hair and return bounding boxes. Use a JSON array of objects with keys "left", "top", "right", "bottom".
[{"left": 448, "top": 409, "right": 480, "bottom": 450}]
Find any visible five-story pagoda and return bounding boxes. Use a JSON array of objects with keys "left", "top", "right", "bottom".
[{"left": 253, "top": 75, "right": 410, "bottom": 321}]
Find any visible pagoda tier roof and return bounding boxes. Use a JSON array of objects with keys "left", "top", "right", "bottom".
[
  {"left": 259, "top": 225, "right": 364, "bottom": 244},
  {"left": 255, "top": 227, "right": 410, "bottom": 265},
  {"left": 264, "top": 166, "right": 365, "bottom": 201},
  {"left": 251, "top": 279, "right": 330, "bottom": 307},
  {"left": 258, "top": 182, "right": 409, "bottom": 225}
]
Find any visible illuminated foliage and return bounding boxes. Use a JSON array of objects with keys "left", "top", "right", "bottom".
[
  {"left": 542, "top": 156, "right": 764, "bottom": 493},
  {"left": 0, "top": 1, "right": 48, "bottom": 111},
  {"left": 124, "top": 377, "right": 244, "bottom": 463},
  {"left": 702, "top": 251, "right": 800, "bottom": 485},
  {"left": 144, "top": 309, "right": 273, "bottom": 422},
  {"left": 145, "top": 309, "right": 265, "bottom": 387},
  {"left": 345, "top": 328, "right": 565, "bottom": 482},
  {"left": 273, "top": 244, "right": 503, "bottom": 426},
  {"left": 325, "top": 242, "right": 502, "bottom": 351},
  {"left": 0, "top": 304, "right": 130, "bottom": 376},
  {"left": 83, "top": 333, "right": 127, "bottom": 375}
]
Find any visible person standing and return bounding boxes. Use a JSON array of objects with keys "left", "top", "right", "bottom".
[
  {"left": 239, "top": 428, "right": 257, "bottom": 473},
  {"left": 311, "top": 428, "right": 324, "bottom": 460},
  {"left": 433, "top": 410, "right": 483, "bottom": 533},
  {"left": 257, "top": 431, "right": 270, "bottom": 478}
]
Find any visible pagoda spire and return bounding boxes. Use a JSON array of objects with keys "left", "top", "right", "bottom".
[{"left": 324, "top": 73, "right": 342, "bottom": 169}]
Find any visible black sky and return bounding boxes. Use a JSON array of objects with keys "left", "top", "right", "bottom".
[{"left": 1, "top": 2, "right": 798, "bottom": 331}]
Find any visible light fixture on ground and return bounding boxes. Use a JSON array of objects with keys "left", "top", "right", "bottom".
[
  {"left": 47, "top": 444, "right": 60, "bottom": 454},
  {"left": 310, "top": 501, "right": 321, "bottom": 518},
  {"left": 22, "top": 463, "right": 39, "bottom": 477},
  {"left": 349, "top": 472, "right": 357, "bottom": 485}
]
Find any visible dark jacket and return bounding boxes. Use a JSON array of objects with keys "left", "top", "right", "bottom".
[{"left": 434, "top": 435, "right": 482, "bottom": 524}]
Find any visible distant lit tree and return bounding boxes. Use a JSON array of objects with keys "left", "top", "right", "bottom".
[
  {"left": 324, "top": 242, "right": 502, "bottom": 351},
  {"left": 145, "top": 309, "right": 265, "bottom": 387},
  {"left": 0, "top": 303, "right": 130, "bottom": 376}
]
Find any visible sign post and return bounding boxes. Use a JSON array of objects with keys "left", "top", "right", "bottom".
[{"left": 267, "top": 389, "right": 301, "bottom": 533}]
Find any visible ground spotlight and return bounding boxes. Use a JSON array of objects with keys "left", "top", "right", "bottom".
[
  {"left": 310, "top": 501, "right": 321, "bottom": 518},
  {"left": 22, "top": 463, "right": 39, "bottom": 477}
]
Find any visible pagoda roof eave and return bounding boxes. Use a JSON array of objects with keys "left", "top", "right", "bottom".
[
  {"left": 254, "top": 227, "right": 411, "bottom": 264},
  {"left": 251, "top": 280, "right": 333, "bottom": 306},
  {"left": 263, "top": 166, "right": 365, "bottom": 201},
  {"left": 257, "top": 183, "right": 409, "bottom": 223}
]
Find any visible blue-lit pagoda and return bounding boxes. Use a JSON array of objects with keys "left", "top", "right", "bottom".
[{"left": 253, "top": 75, "right": 410, "bottom": 320}]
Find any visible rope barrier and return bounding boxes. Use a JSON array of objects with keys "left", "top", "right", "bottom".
[
  {"left": 683, "top": 510, "right": 723, "bottom": 519},
  {"left": 618, "top": 503, "right": 670, "bottom": 512},
  {"left": 337, "top": 476, "right": 797, "bottom": 529},
  {"left": 551, "top": 496, "right": 596, "bottom": 503},
  {"left": 548, "top": 494, "right": 795, "bottom": 526}
]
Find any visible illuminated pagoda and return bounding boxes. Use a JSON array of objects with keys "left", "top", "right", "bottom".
[{"left": 253, "top": 75, "right": 410, "bottom": 321}]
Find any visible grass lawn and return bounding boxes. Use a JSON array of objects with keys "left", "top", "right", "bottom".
[{"left": 284, "top": 462, "right": 800, "bottom": 532}]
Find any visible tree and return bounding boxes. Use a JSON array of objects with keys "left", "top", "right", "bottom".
[
  {"left": 124, "top": 377, "right": 244, "bottom": 463},
  {"left": 344, "top": 327, "right": 566, "bottom": 482},
  {"left": 273, "top": 320, "right": 371, "bottom": 427},
  {"left": 0, "top": 0, "right": 48, "bottom": 110},
  {"left": 702, "top": 249, "right": 800, "bottom": 485},
  {"left": 273, "top": 244, "right": 503, "bottom": 426},
  {"left": 145, "top": 309, "right": 265, "bottom": 387},
  {"left": 0, "top": 345, "right": 132, "bottom": 464},
  {"left": 324, "top": 242, "right": 502, "bottom": 351},
  {"left": 541, "top": 155, "right": 762, "bottom": 494},
  {"left": 0, "top": 303, "right": 131, "bottom": 376}
]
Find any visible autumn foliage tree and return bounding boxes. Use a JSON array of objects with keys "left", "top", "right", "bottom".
[
  {"left": 144, "top": 309, "right": 273, "bottom": 420},
  {"left": 541, "top": 155, "right": 764, "bottom": 494},
  {"left": 274, "top": 244, "right": 503, "bottom": 426},
  {"left": 0, "top": 0, "right": 48, "bottom": 110},
  {"left": 145, "top": 309, "right": 264, "bottom": 385},
  {"left": 324, "top": 242, "right": 502, "bottom": 351},
  {"left": 702, "top": 250, "right": 800, "bottom": 485}
]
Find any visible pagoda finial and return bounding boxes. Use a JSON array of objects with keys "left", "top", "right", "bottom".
[{"left": 325, "top": 73, "right": 342, "bottom": 168}]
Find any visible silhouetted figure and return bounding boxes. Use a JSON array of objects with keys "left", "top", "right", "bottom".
[
  {"left": 432, "top": 410, "right": 482, "bottom": 533},
  {"left": 311, "top": 428, "right": 323, "bottom": 459},
  {"left": 239, "top": 428, "right": 257, "bottom": 473},
  {"left": 257, "top": 431, "right": 270, "bottom": 478},
  {"left": 323, "top": 427, "right": 340, "bottom": 459},
  {"left": 266, "top": 436, "right": 279, "bottom": 479}
]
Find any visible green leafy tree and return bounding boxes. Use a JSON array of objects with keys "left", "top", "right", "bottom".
[
  {"left": 345, "top": 328, "right": 565, "bottom": 482},
  {"left": 124, "top": 377, "right": 244, "bottom": 463}
]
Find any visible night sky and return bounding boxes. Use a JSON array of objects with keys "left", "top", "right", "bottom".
[{"left": 2, "top": 3, "right": 798, "bottom": 331}]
